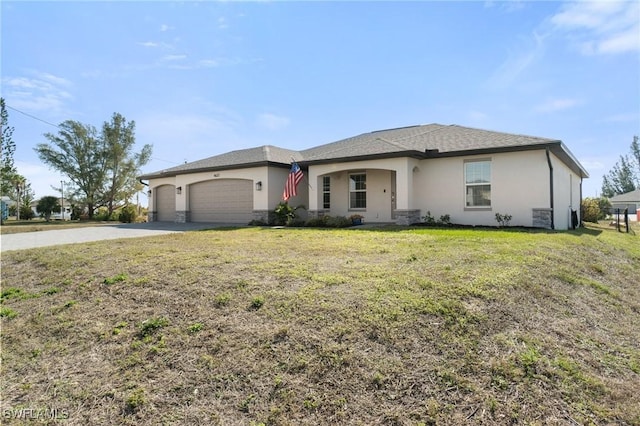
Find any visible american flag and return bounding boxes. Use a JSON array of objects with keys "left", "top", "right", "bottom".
[{"left": 283, "top": 161, "right": 304, "bottom": 201}]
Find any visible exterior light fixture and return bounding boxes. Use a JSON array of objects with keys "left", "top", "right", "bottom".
[
  {"left": 255, "top": 181, "right": 262, "bottom": 191},
  {"left": 176, "top": 186, "right": 182, "bottom": 195},
  {"left": 148, "top": 189, "right": 152, "bottom": 196}
]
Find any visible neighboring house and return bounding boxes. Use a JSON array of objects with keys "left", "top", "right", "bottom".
[
  {"left": 139, "top": 124, "right": 589, "bottom": 230},
  {"left": 608, "top": 189, "right": 640, "bottom": 222},
  {"left": 30, "top": 198, "right": 72, "bottom": 220}
]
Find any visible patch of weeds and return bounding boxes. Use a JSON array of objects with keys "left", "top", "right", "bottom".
[
  {"left": 519, "top": 345, "right": 541, "bottom": 377},
  {"left": 188, "top": 322, "right": 204, "bottom": 333},
  {"left": 0, "top": 307, "right": 17, "bottom": 319},
  {"left": 1, "top": 287, "right": 37, "bottom": 301},
  {"left": 104, "top": 273, "right": 127, "bottom": 285},
  {"left": 554, "top": 269, "right": 616, "bottom": 296},
  {"left": 214, "top": 293, "right": 231, "bottom": 307},
  {"left": 372, "top": 371, "right": 386, "bottom": 389},
  {"left": 42, "top": 287, "right": 60, "bottom": 295},
  {"left": 249, "top": 296, "right": 265, "bottom": 310},
  {"left": 239, "top": 394, "right": 256, "bottom": 413},
  {"left": 303, "top": 394, "right": 320, "bottom": 411},
  {"left": 235, "top": 279, "right": 250, "bottom": 289},
  {"left": 139, "top": 316, "right": 169, "bottom": 337},
  {"left": 124, "top": 387, "right": 145, "bottom": 414},
  {"left": 112, "top": 321, "right": 128, "bottom": 335},
  {"left": 198, "top": 354, "right": 218, "bottom": 369}
]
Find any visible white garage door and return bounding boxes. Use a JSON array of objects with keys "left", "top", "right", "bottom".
[
  {"left": 189, "top": 179, "right": 253, "bottom": 223},
  {"left": 156, "top": 185, "right": 176, "bottom": 221}
]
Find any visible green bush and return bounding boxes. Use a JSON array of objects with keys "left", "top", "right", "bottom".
[
  {"left": 582, "top": 197, "right": 610, "bottom": 223},
  {"left": 119, "top": 205, "right": 137, "bottom": 223},
  {"left": 273, "top": 202, "right": 306, "bottom": 226}
]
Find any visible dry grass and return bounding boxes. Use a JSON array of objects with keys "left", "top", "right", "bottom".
[
  {"left": 1, "top": 225, "right": 639, "bottom": 425},
  {"left": 0, "top": 220, "right": 115, "bottom": 235}
]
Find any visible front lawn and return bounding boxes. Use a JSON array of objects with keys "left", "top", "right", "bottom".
[{"left": 1, "top": 226, "right": 638, "bottom": 425}]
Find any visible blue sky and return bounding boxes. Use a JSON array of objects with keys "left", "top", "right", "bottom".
[{"left": 2, "top": 1, "right": 639, "bottom": 202}]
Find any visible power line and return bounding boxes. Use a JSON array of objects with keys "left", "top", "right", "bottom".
[
  {"left": 6, "top": 104, "right": 180, "bottom": 165},
  {"left": 6, "top": 105, "right": 61, "bottom": 129}
]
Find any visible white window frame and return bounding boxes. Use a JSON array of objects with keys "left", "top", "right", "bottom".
[
  {"left": 464, "top": 159, "right": 491, "bottom": 209},
  {"left": 349, "top": 173, "right": 367, "bottom": 210},
  {"left": 322, "top": 176, "right": 331, "bottom": 209}
]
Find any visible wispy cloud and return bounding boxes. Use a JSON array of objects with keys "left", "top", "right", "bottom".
[
  {"left": 138, "top": 41, "right": 174, "bottom": 49},
  {"left": 551, "top": 1, "right": 640, "bottom": 55},
  {"left": 162, "top": 54, "right": 187, "bottom": 62},
  {"left": 256, "top": 113, "right": 290, "bottom": 131},
  {"left": 535, "top": 97, "right": 582, "bottom": 113},
  {"left": 2, "top": 71, "right": 73, "bottom": 113},
  {"left": 160, "top": 24, "right": 171, "bottom": 32},
  {"left": 487, "top": 31, "right": 547, "bottom": 89}
]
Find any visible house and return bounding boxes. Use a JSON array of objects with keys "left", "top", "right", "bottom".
[
  {"left": 139, "top": 124, "right": 589, "bottom": 230},
  {"left": 30, "top": 198, "right": 72, "bottom": 220},
  {"left": 608, "top": 188, "right": 640, "bottom": 222}
]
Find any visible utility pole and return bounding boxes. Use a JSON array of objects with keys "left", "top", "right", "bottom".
[{"left": 61, "top": 180, "right": 64, "bottom": 220}]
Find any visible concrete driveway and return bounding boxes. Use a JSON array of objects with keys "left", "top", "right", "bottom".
[{"left": 0, "top": 222, "right": 236, "bottom": 252}]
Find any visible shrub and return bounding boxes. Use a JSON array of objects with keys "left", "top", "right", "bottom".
[
  {"left": 139, "top": 317, "right": 169, "bottom": 337},
  {"left": 118, "top": 205, "right": 137, "bottom": 223},
  {"left": 250, "top": 296, "right": 265, "bottom": 310},
  {"left": 439, "top": 214, "right": 451, "bottom": 225},
  {"left": 582, "top": 197, "right": 611, "bottom": 223},
  {"left": 422, "top": 211, "right": 451, "bottom": 226},
  {"left": 20, "top": 205, "right": 35, "bottom": 220},
  {"left": 495, "top": 213, "right": 512, "bottom": 227},
  {"left": 325, "top": 216, "right": 352, "bottom": 228},
  {"left": 273, "top": 202, "right": 305, "bottom": 226},
  {"left": 422, "top": 211, "right": 437, "bottom": 225}
]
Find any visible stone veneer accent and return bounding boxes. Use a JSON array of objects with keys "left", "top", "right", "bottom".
[
  {"left": 532, "top": 208, "right": 553, "bottom": 229},
  {"left": 252, "top": 210, "right": 273, "bottom": 224},
  {"left": 175, "top": 210, "right": 190, "bottom": 223},
  {"left": 394, "top": 209, "right": 421, "bottom": 225},
  {"left": 307, "top": 210, "right": 326, "bottom": 220}
]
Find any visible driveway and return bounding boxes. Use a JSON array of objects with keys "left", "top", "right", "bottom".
[{"left": 0, "top": 222, "right": 236, "bottom": 252}]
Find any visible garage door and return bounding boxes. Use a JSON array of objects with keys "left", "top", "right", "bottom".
[
  {"left": 189, "top": 179, "right": 253, "bottom": 223},
  {"left": 156, "top": 185, "right": 176, "bottom": 221}
]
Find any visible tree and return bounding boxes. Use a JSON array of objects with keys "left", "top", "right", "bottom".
[
  {"left": 36, "top": 196, "right": 60, "bottom": 222},
  {"left": 35, "top": 114, "right": 152, "bottom": 219},
  {"left": 581, "top": 197, "right": 611, "bottom": 223},
  {"left": 101, "top": 113, "right": 152, "bottom": 216},
  {"left": 1, "top": 98, "right": 18, "bottom": 199},
  {"left": 631, "top": 135, "right": 640, "bottom": 186},
  {"left": 601, "top": 155, "right": 637, "bottom": 197},
  {"left": 36, "top": 120, "right": 107, "bottom": 218},
  {"left": 601, "top": 135, "right": 639, "bottom": 198}
]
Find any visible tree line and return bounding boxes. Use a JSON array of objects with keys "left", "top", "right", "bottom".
[
  {"left": 601, "top": 136, "right": 640, "bottom": 198},
  {"left": 1, "top": 98, "right": 152, "bottom": 220}
]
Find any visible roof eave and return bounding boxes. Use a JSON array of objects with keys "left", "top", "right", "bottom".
[{"left": 138, "top": 160, "right": 291, "bottom": 180}]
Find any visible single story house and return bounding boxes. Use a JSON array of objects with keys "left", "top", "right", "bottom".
[
  {"left": 608, "top": 188, "right": 640, "bottom": 222},
  {"left": 139, "top": 124, "right": 589, "bottom": 230}
]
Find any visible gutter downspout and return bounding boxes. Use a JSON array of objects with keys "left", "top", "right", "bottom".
[{"left": 545, "top": 148, "right": 555, "bottom": 230}]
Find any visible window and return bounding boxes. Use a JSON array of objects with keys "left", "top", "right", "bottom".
[
  {"left": 349, "top": 173, "right": 366, "bottom": 209},
  {"left": 465, "top": 160, "right": 491, "bottom": 208},
  {"left": 322, "top": 176, "right": 331, "bottom": 209}
]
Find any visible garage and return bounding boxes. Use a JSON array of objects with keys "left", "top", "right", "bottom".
[
  {"left": 155, "top": 184, "right": 176, "bottom": 221},
  {"left": 189, "top": 179, "right": 254, "bottom": 223}
]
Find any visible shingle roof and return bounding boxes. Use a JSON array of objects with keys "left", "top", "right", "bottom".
[
  {"left": 609, "top": 189, "right": 640, "bottom": 202},
  {"left": 140, "top": 145, "right": 300, "bottom": 178},
  {"left": 300, "top": 124, "right": 560, "bottom": 161},
  {"left": 139, "top": 124, "right": 588, "bottom": 179}
]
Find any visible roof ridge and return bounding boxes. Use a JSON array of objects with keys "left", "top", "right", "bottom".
[{"left": 447, "top": 124, "right": 559, "bottom": 142}]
